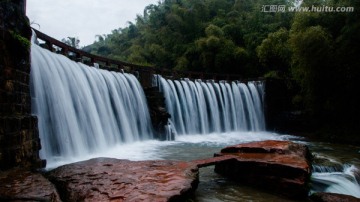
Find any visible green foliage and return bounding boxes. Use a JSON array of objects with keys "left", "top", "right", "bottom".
[
  {"left": 10, "top": 30, "right": 30, "bottom": 49},
  {"left": 205, "top": 24, "right": 224, "bottom": 37},
  {"left": 257, "top": 28, "right": 291, "bottom": 78},
  {"left": 87, "top": 0, "right": 294, "bottom": 75},
  {"left": 263, "top": 70, "right": 281, "bottom": 79},
  {"left": 288, "top": 0, "right": 360, "bottom": 132},
  {"left": 290, "top": 25, "right": 335, "bottom": 116}
]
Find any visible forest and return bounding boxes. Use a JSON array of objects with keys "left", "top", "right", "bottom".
[{"left": 85, "top": 0, "right": 360, "bottom": 143}]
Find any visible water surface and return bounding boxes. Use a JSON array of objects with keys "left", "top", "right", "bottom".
[{"left": 46, "top": 132, "right": 360, "bottom": 201}]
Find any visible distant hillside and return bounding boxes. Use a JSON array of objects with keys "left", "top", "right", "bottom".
[{"left": 86, "top": 0, "right": 294, "bottom": 77}]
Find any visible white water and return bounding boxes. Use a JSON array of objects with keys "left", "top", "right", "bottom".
[
  {"left": 43, "top": 131, "right": 290, "bottom": 169},
  {"left": 30, "top": 38, "right": 153, "bottom": 166},
  {"left": 154, "top": 75, "right": 266, "bottom": 136},
  {"left": 312, "top": 164, "right": 360, "bottom": 198}
]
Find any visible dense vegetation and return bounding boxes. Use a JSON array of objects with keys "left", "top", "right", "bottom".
[{"left": 86, "top": 0, "right": 360, "bottom": 142}]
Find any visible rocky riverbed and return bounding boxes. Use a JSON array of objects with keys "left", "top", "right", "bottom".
[{"left": 1, "top": 140, "right": 359, "bottom": 202}]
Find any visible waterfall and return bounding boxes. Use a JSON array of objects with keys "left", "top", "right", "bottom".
[
  {"left": 30, "top": 38, "right": 153, "bottom": 163},
  {"left": 154, "top": 75, "right": 266, "bottom": 135},
  {"left": 311, "top": 164, "right": 360, "bottom": 198}
]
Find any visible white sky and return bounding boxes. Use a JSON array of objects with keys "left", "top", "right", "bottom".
[{"left": 27, "top": 0, "right": 160, "bottom": 47}]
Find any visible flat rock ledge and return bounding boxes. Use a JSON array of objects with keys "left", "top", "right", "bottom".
[
  {"left": 213, "top": 140, "right": 312, "bottom": 199},
  {"left": 0, "top": 168, "right": 61, "bottom": 201},
  {"left": 47, "top": 158, "right": 199, "bottom": 202}
]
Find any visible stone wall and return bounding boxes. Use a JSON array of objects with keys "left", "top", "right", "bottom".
[{"left": 0, "top": 0, "right": 44, "bottom": 170}]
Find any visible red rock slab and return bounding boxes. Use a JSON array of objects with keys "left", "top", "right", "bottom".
[
  {"left": 310, "top": 192, "right": 360, "bottom": 202},
  {"left": 214, "top": 140, "right": 312, "bottom": 199},
  {"left": 220, "top": 140, "right": 311, "bottom": 159},
  {"left": 0, "top": 169, "right": 61, "bottom": 201},
  {"left": 47, "top": 158, "right": 199, "bottom": 202},
  {"left": 215, "top": 152, "right": 311, "bottom": 173}
]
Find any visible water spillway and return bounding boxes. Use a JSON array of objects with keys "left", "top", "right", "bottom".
[
  {"left": 29, "top": 34, "right": 360, "bottom": 200},
  {"left": 30, "top": 39, "right": 153, "bottom": 163},
  {"left": 154, "top": 75, "right": 266, "bottom": 136}
]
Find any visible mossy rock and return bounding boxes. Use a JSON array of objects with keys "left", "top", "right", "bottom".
[{"left": 9, "top": 30, "right": 30, "bottom": 49}]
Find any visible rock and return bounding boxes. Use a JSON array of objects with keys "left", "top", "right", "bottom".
[
  {"left": 143, "top": 87, "right": 172, "bottom": 140},
  {"left": 214, "top": 140, "right": 312, "bottom": 199},
  {"left": 310, "top": 192, "right": 360, "bottom": 202},
  {"left": 47, "top": 158, "right": 199, "bottom": 202},
  {"left": 0, "top": 169, "right": 61, "bottom": 201},
  {"left": 312, "top": 154, "right": 343, "bottom": 172}
]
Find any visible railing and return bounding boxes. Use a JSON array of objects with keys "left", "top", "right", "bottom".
[
  {"left": 33, "top": 29, "right": 263, "bottom": 87},
  {"left": 33, "top": 29, "right": 150, "bottom": 70}
]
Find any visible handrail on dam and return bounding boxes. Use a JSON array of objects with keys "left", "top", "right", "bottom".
[
  {"left": 33, "top": 29, "right": 148, "bottom": 70},
  {"left": 33, "top": 29, "right": 263, "bottom": 87}
]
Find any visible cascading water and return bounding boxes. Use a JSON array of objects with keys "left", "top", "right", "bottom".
[
  {"left": 153, "top": 75, "right": 266, "bottom": 135},
  {"left": 30, "top": 35, "right": 153, "bottom": 165},
  {"left": 311, "top": 164, "right": 360, "bottom": 198}
]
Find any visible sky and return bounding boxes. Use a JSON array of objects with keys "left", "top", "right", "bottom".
[{"left": 27, "top": 0, "right": 160, "bottom": 47}]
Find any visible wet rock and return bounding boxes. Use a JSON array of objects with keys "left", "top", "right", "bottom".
[
  {"left": 47, "top": 158, "right": 199, "bottom": 202},
  {"left": 144, "top": 87, "right": 172, "bottom": 140},
  {"left": 312, "top": 154, "right": 343, "bottom": 172},
  {"left": 214, "top": 140, "right": 312, "bottom": 199},
  {"left": 0, "top": 169, "right": 61, "bottom": 201},
  {"left": 310, "top": 192, "right": 360, "bottom": 202}
]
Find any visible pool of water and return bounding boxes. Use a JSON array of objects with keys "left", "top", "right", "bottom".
[{"left": 46, "top": 131, "right": 360, "bottom": 201}]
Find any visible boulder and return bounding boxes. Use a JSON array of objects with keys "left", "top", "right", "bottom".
[
  {"left": 47, "top": 158, "right": 199, "bottom": 202},
  {"left": 214, "top": 140, "right": 312, "bottom": 199},
  {"left": 0, "top": 169, "right": 61, "bottom": 201},
  {"left": 310, "top": 192, "right": 360, "bottom": 202}
]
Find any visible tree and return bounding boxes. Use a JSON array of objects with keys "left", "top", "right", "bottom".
[
  {"left": 288, "top": 0, "right": 360, "bottom": 138},
  {"left": 86, "top": 0, "right": 293, "bottom": 76},
  {"left": 61, "top": 37, "right": 80, "bottom": 48},
  {"left": 256, "top": 28, "right": 291, "bottom": 78},
  {"left": 290, "top": 25, "right": 335, "bottom": 117}
]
